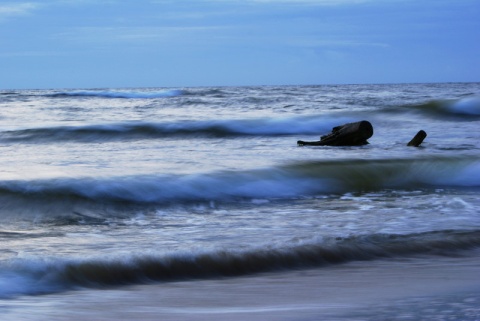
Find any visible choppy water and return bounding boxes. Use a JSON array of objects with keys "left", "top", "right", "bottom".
[{"left": 1, "top": 83, "right": 480, "bottom": 320}]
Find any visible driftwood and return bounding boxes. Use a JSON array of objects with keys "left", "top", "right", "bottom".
[
  {"left": 297, "top": 120, "right": 374, "bottom": 146},
  {"left": 407, "top": 130, "right": 427, "bottom": 147}
]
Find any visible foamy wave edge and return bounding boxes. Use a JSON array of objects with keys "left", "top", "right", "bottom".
[
  {"left": 0, "top": 156, "right": 479, "bottom": 205},
  {"left": 1, "top": 229, "right": 479, "bottom": 298},
  {"left": 396, "top": 96, "right": 480, "bottom": 118}
]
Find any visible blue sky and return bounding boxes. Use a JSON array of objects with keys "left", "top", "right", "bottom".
[{"left": 1, "top": 0, "right": 479, "bottom": 89}]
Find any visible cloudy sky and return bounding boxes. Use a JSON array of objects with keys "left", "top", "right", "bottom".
[{"left": 1, "top": 0, "right": 479, "bottom": 89}]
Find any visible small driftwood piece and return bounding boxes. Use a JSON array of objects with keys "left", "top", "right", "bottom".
[
  {"left": 297, "top": 120, "right": 374, "bottom": 146},
  {"left": 407, "top": 130, "right": 427, "bottom": 147}
]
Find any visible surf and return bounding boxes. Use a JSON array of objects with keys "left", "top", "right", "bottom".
[
  {"left": 0, "top": 156, "right": 478, "bottom": 211},
  {"left": 48, "top": 89, "right": 185, "bottom": 99},
  {"left": 0, "top": 116, "right": 354, "bottom": 143},
  {"left": 1, "top": 229, "right": 479, "bottom": 298},
  {"left": 382, "top": 96, "right": 480, "bottom": 118}
]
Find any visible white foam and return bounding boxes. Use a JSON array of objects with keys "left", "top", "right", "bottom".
[
  {"left": 0, "top": 259, "right": 62, "bottom": 298},
  {"left": 1, "top": 158, "right": 479, "bottom": 205}
]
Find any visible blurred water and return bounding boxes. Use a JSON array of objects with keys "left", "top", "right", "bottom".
[{"left": 0, "top": 83, "right": 479, "bottom": 319}]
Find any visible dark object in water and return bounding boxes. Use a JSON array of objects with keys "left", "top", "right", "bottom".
[
  {"left": 407, "top": 130, "right": 427, "bottom": 147},
  {"left": 297, "top": 120, "right": 374, "bottom": 146}
]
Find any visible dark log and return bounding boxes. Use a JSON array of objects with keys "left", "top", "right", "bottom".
[
  {"left": 297, "top": 120, "right": 374, "bottom": 146},
  {"left": 407, "top": 130, "right": 427, "bottom": 147}
]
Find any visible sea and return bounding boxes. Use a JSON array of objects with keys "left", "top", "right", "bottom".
[{"left": 0, "top": 83, "right": 479, "bottom": 320}]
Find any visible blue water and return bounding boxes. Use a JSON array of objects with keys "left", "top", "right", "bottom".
[{"left": 1, "top": 83, "right": 480, "bottom": 320}]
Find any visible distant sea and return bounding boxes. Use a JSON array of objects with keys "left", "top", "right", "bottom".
[{"left": 1, "top": 83, "right": 480, "bottom": 320}]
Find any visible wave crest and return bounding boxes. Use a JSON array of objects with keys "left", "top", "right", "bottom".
[
  {"left": 49, "top": 89, "right": 184, "bottom": 99},
  {"left": 400, "top": 96, "right": 480, "bottom": 118},
  {"left": 0, "top": 116, "right": 351, "bottom": 143},
  {"left": 1, "top": 229, "right": 479, "bottom": 298},
  {"left": 0, "top": 157, "right": 478, "bottom": 207}
]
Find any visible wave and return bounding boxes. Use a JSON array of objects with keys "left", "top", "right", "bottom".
[
  {"left": 48, "top": 89, "right": 185, "bottom": 99},
  {"left": 0, "top": 156, "right": 478, "bottom": 207},
  {"left": 392, "top": 96, "right": 480, "bottom": 118},
  {"left": 0, "top": 91, "right": 18, "bottom": 96},
  {"left": 446, "top": 97, "right": 480, "bottom": 116},
  {"left": 1, "top": 229, "right": 479, "bottom": 298},
  {"left": 0, "top": 116, "right": 352, "bottom": 143}
]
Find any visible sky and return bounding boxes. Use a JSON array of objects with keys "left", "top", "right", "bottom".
[{"left": 1, "top": 0, "right": 479, "bottom": 89}]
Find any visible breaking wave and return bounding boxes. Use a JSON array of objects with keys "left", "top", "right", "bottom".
[
  {"left": 49, "top": 89, "right": 185, "bottom": 99},
  {"left": 1, "top": 229, "right": 479, "bottom": 298},
  {"left": 397, "top": 96, "right": 480, "bottom": 118},
  {"left": 0, "top": 156, "right": 478, "bottom": 206},
  {"left": 0, "top": 116, "right": 352, "bottom": 143}
]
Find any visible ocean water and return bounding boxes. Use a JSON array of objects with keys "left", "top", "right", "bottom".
[{"left": 0, "top": 83, "right": 479, "bottom": 320}]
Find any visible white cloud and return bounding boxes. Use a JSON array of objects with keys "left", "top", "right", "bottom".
[{"left": 0, "top": 3, "right": 40, "bottom": 20}]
